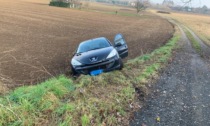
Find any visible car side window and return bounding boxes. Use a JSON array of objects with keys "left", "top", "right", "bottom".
[
  {"left": 115, "top": 38, "right": 125, "bottom": 45},
  {"left": 114, "top": 34, "right": 125, "bottom": 45}
]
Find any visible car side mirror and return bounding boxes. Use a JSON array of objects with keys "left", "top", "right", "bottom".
[{"left": 115, "top": 43, "right": 122, "bottom": 47}]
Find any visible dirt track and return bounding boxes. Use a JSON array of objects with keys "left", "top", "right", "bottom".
[
  {"left": 130, "top": 20, "right": 210, "bottom": 126},
  {"left": 0, "top": 0, "right": 174, "bottom": 88}
]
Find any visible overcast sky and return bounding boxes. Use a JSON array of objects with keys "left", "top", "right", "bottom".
[{"left": 150, "top": 0, "right": 210, "bottom": 8}]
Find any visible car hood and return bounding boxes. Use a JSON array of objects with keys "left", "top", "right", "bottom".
[{"left": 73, "top": 46, "right": 114, "bottom": 65}]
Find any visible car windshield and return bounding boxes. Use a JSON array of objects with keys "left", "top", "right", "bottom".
[{"left": 76, "top": 38, "right": 111, "bottom": 53}]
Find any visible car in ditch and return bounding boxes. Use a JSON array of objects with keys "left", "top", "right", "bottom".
[{"left": 71, "top": 34, "right": 128, "bottom": 76}]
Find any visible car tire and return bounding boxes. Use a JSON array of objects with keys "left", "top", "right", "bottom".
[
  {"left": 71, "top": 67, "right": 78, "bottom": 76},
  {"left": 119, "top": 59, "right": 124, "bottom": 70}
]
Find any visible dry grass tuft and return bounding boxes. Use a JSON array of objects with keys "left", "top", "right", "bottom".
[{"left": 0, "top": 81, "right": 9, "bottom": 94}]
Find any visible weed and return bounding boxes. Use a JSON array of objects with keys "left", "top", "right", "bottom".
[
  {"left": 55, "top": 103, "right": 75, "bottom": 116},
  {"left": 81, "top": 114, "right": 90, "bottom": 126},
  {"left": 58, "top": 116, "right": 72, "bottom": 126},
  {"left": 140, "top": 54, "right": 151, "bottom": 61},
  {"left": 106, "top": 115, "right": 118, "bottom": 125}
]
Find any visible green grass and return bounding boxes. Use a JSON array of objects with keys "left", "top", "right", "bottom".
[
  {"left": 0, "top": 34, "right": 180, "bottom": 126},
  {"left": 0, "top": 76, "right": 75, "bottom": 126},
  {"left": 81, "top": 8, "right": 139, "bottom": 17},
  {"left": 99, "top": 11, "right": 153, "bottom": 18},
  {"left": 185, "top": 29, "right": 201, "bottom": 53}
]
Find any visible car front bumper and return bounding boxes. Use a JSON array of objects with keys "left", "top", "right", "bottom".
[{"left": 72, "top": 56, "right": 121, "bottom": 75}]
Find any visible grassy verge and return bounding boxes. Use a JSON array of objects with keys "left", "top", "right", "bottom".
[
  {"left": 0, "top": 34, "right": 180, "bottom": 126},
  {"left": 185, "top": 29, "right": 201, "bottom": 53}
]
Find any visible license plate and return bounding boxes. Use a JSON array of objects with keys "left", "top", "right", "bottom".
[{"left": 90, "top": 69, "right": 103, "bottom": 76}]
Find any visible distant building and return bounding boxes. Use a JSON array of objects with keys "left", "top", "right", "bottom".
[
  {"left": 129, "top": 0, "right": 150, "bottom": 7},
  {"left": 130, "top": 2, "right": 136, "bottom": 6}
]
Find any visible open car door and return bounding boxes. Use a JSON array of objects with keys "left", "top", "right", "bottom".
[{"left": 114, "top": 34, "right": 128, "bottom": 59}]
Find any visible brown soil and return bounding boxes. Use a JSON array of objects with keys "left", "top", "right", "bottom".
[{"left": 0, "top": 0, "right": 174, "bottom": 88}]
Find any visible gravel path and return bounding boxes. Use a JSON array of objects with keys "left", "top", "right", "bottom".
[{"left": 130, "top": 21, "right": 210, "bottom": 126}]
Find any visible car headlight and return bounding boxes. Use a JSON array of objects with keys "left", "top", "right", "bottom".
[
  {"left": 71, "top": 59, "right": 82, "bottom": 66},
  {"left": 107, "top": 49, "right": 118, "bottom": 59}
]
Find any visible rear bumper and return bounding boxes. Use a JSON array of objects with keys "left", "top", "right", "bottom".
[{"left": 72, "top": 56, "right": 121, "bottom": 75}]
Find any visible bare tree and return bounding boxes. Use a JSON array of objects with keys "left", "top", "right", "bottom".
[
  {"left": 201, "top": 5, "right": 208, "bottom": 14},
  {"left": 135, "top": 0, "right": 147, "bottom": 13}
]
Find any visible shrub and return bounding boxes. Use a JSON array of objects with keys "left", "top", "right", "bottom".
[{"left": 49, "top": 1, "right": 70, "bottom": 8}]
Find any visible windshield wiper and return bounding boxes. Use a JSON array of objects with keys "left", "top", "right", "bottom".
[
  {"left": 88, "top": 47, "right": 102, "bottom": 51},
  {"left": 77, "top": 47, "right": 102, "bottom": 54}
]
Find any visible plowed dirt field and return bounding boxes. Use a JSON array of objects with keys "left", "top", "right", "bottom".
[{"left": 0, "top": 0, "right": 174, "bottom": 88}]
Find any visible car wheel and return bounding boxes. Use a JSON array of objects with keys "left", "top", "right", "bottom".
[
  {"left": 71, "top": 67, "right": 78, "bottom": 76},
  {"left": 119, "top": 59, "right": 123, "bottom": 70}
]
